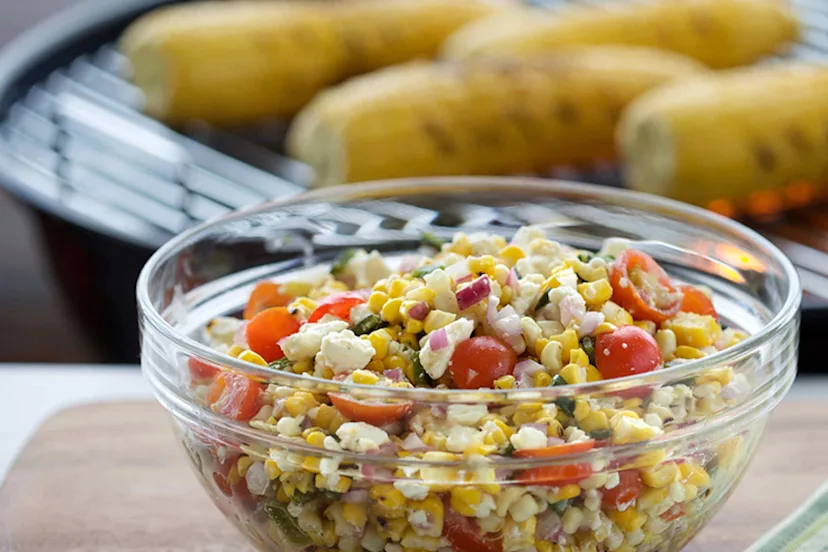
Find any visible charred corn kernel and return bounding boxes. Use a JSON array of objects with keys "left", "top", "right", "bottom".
[
  {"left": 675, "top": 345, "right": 705, "bottom": 359},
  {"left": 494, "top": 375, "right": 516, "bottom": 389},
  {"left": 585, "top": 365, "right": 603, "bottom": 382},
  {"left": 264, "top": 459, "right": 282, "bottom": 480},
  {"left": 275, "top": 485, "right": 290, "bottom": 503},
  {"left": 594, "top": 322, "right": 617, "bottom": 336},
  {"left": 697, "top": 366, "right": 733, "bottom": 386},
  {"left": 469, "top": 255, "right": 496, "bottom": 277},
  {"left": 634, "top": 320, "right": 657, "bottom": 336},
  {"left": 227, "top": 344, "right": 244, "bottom": 358},
  {"left": 499, "top": 245, "right": 525, "bottom": 267},
  {"left": 573, "top": 399, "right": 590, "bottom": 421},
  {"left": 400, "top": 332, "right": 420, "bottom": 350},
  {"left": 577, "top": 279, "right": 613, "bottom": 306},
  {"left": 293, "top": 359, "right": 313, "bottom": 374},
  {"left": 539, "top": 340, "right": 563, "bottom": 372},
  {"left": 383, "top": 518, "right": 408, "bottom": 541},
  {"left": 638, "top": 486, "right": 669, "bottom": 510},
  {"left": 601, "top": 301, "right": 634, "bottom": 327},
  {"left": 570, "top": 348, "right": 590, "bottom": 368},
  {"left": 679, "top": 463, "right": 711, "bottom": 487},
  {"left": 534, "top": 372, "right": 552, "bottom": 387},
  {"left": 368, "top": 291, "right": 389, "bottom": 313},
  {"left": 381, "top": 297, "right": 404, "bottom": 324},
  {"left": 423, "top": 310, "right": 456, "bottom": 333},
  {"left": 608, "top": 507, "right": 647, "bottom": 532},
  {"left": 404, "top": 319, "right": 424, "bottom": 334},
  {"left": 548, "top": 484, "right": 581, "bottom": 502},
  {"left": 384, "top": 354, "right": 408, "bottom": 372},
  {"left": 369, "top": 331, "right": 391, "bottom": 360},
  {"left": 238, "top": 349, "right": 267, "bottom": 366},
  {"left": 371, "top": 484, "right": 407, "bottom": 516},
  {"left": 580, "top": 411, "right": 609, "bottom": 432},
  {"left": 663, "top": 313, "right": 721, "bottom": 348},
  {"left": 450, "top": 487, "right": 484, "bottom": 517},
  {"left": 236, "top": 456, "right": 253, "bottom": 477},
  {"left": 388, "top": 278, "right": 408, "bottom": 299},
  {"left": 655, "top": 329, "right": 678, "bottom": 361},
  {"left": 285, "top": 391, "right": 318, "bottom": 417},
  {"left": 343, "top": 503, "right": 368, "bottom": 529},
  {"left": 302, "top": 457, "right": 321, "bottom": 473},
  {"left": 560, "top": 363, "right": 587, "bottom": 385},
  {"left": 306, "top": 430, "right": 326, "bottom": 447},
  {"left": 448, "top": 235, "right": 472, "bottom": 256},
  {"left": 352, "top": 369, "right": 379, "bottom": 385},
  {"left": 641, "top": 463, "right": 679, "bottom": 488},
  {"left": 549, "top": 330, "right": 579, "bottom": 362}
]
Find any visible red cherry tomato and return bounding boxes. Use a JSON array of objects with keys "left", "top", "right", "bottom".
[
  {"left": 188, "top": 357, "right": 220, "bottom": 380},
  {"left": 660, "top": 504, "right": 685, "bottom": 522},
  {"left": 517, "top": 463, "right": 593, "bottom": 486},
  {"left": 443, "top": 499, "right": 503, "bottom": 552},
  {"left": 206, "top": 373, "right": 264, "bottom": 421},
  {"left": 678, "top": 284, "right": 718, "bottom": 320},
  {"left": 609, "top": 250, "right": 681, "bottom": 323},
  {"left": 329, "top": 394, "right": 413, "bottom": 425},
  {"left": 243, "top": 281, "right": 292, "bottom": 320},
  {"left": 450, "top": 336, "right": 517, "bottom": 389},
  {"left": 308, "top": 291, "right": 367, "bottom": 323},
  {"left": 602, "top": 470, "right": 643, "bottom": 509},
  {"left": 595, "top": 325, "right": 662, "bottom": 380},
  {"left": 514, "top": 440, "right": 596, "bottom": 459},
  {"left": 246, "top": 307, "right": 301, "bottom": 362}
]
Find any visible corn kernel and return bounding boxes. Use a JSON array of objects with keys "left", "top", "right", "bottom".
[
  {"left": 577, "top": 279, "right": 613, "bottom": 306},
  {"left": 384, "top": 354, "right": 408, "bottom": 372},
  {"left": 294, "top": 297, "right": 319, "bottom": 312},
  {"left": 601, "top": 301, "right": 634, "bottom": 327},
  {"left": 548, "top": 484, "right": 581, "bottom": 502},
  {"left": 275, "top": 485, "right": 290, "bottom": 503},
  {"left": 628, "top": 449, "right": 668, "bottom": 469},
  {"left": 573, "top": 399, "right": 590, "bottom": 421},
  {"left": 383, "top": 518, "right": 408, "bottom": 541},
  {"left": 368, "top": 331, "right": 391, "bottom": 360},
  {"left": 409, "top": 495, "right": 444, "bottom": 537},
  {"left": 593, "top": 322, "right": 617, "bottom": 336},
  {"left": 406, "top": 286, "right": 437, "bottom": 305},
  {"left": 352, "top": 369, "right": 380, "bottom": 385},
  {"left": 499, "top": 245, "right": 525, "bottom": 267},
  {"left": 302, "top": 457, "right": 321, "bottom": 473},
  {"left": 388, "top": 279, "right": 408, "bottom": 299},
  {"left": 662, "top": 312, "right": 722, "bottom": 349},
  {"left": 575, "top": 262, "right": 609, "bottom": 283},
  {"left": 570, "top": 348, "right": 590, "bottom": 368},
  {"left": 343, "top": 503, "right": 368, "bottom": 529},
  {"left": 580, "top": 411, "right": 609, "bottom": 432},
  {"left": 292, "top": 359, "right": 312, "bottom": 374},
  {"left": 368, "top": 291, "right": 389, "bottom": 313},
  {"left": 404, "top": 319, "right": 424, "bottom": 335},
  {"left": 675, "top": 346, "right": 705, "bottom": 359},
  {"left": 585, "top": 365, "right": 603, "bottom": 382},
  {"left": 381, "top": 297, "right": 404, "bottom": 324},
  {"left": 322, "top": 367, "right": 334, "bottom": 379},
  {"left": 560, "top": 363, "right": 587, "bottom": 385},
  {"left": 236, "top": 456, "right": 253, "bottom": 477},
  {"left": 227, "top": 344, "right": 244, "bottom": 358},
  {"left": 608, "top": 507, "right": 647, "bottom": 532},
  {"left": 623, "top": 398, "right": 644, "bottom": 409},
  {"left": 549, "top": 330, "right": 579, "bottom": 362},
  {"left": 423, "top": 310, "right": 456, "bottom": 333},
  {"left": 370, "top": 484, "right": 407, "bottom": 518},
  {"left": 468, "top": 255, "right": 496, "bottom": 276},
  {"left": 306, "top": 430, "right": 326, "bottom": 447},
  {"left": 236, "top": 349, "right": 266, "bottom": 366},
  {"left": 366, "top": 360, "right": 385, "bottom": 372},
  {"left": 285, "top": 392, "right": 318, "bottom": 417},
  {"left": 422, "top": 431, "right": 447, "bottom": 450},
  {"left": 534, "top": 372, "right": 552, "bottom": 387},
  {"left": 655, "top": 329, "right": 678, "bottom": 361},
  {"left": 540, "top": 340, "right": 563, "bottom": 372},
  {"left": 638, "top": 486, "right": 669, "bottom": 510},
  {"left": 264, "top": 459, "right": 282, "bottom": 480},
  {"left": 634, "top": 320, "right": 657, "bottom": 336},
  {"left": 400, "top": 332, "right": 419, "bottom": 350},
  {"left": 696, "top": 366, "right": 733, "bottom": 387},
  {"left": 314, "top": 404, "right": 346, "bottom": 433},
  {"left": 641, "top": 463, "right": 679, "bottom": 488},
  {"left": 679, "top": 462, "right": 710, "bottom": 488},
  {"left": 450, "top": 487, "right": 484, "bottom": 517},
  {"left": 494, "top": 375, "right": 516, "bottom": 389},
  {"left": 448, "top": 235, "right": 472, "bottom": 256}
]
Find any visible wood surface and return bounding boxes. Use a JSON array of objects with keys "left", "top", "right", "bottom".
[{"left": 0, "top": 400, "right": 826, "bottom": 552}]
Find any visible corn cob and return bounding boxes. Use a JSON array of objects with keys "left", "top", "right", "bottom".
[
  {"left": 121, "top": 0, "right": 498, "bottom": 125},
  {"left": 443, "top": 0, "right": 799, "bottom": 69},
  {"left": 286, "top": 47, "right": 706, "bottom": 186},
  {"left": 617, "top": 63, "right": 828, "bottom": 206}
]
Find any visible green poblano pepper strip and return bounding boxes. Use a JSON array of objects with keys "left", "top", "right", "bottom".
[
  {"left": 421, "top": 232, "right": 446, "bottom": 249},
  {"left": 580, "top": 336, "right": 596, "bottom": 366},
  {"left": 577, "top": 252, "right": 594, "bottom": 263},
  {"left": 549, "top": 374, "right": 568, "bottom": 387},
  {"left": 534, "top": 289, "right": 552, "bottom": 312},
  {"left": 551, "top": 498, "right": 575, "bottom": 516},
  {"left": 269, "top": 358, "right": 292, "bottom": 371},
  {"left": 588, "top": 429, "right": 612, "bottom": 441},
  {"left": 263, "top": 500, "right": 311, "bottom": 546},
  {"left": 411, "top": 354, "right": 433, "bottom": 387},
  {"left": 330, "top": 248, "right": 357, "bottom": 276},
  {"left": 352, "top": 314, "right": 386, "bottom": 336},
  {"left": 554, "top": 397, "right": 576, "bottom": 417},
  {"left": 411, "top": 264, "right": 442, "bottom": 279}
]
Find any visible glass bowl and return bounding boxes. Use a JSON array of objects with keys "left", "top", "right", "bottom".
[{"left": 138, "top": 178, "right": 800, "bottom": 552}]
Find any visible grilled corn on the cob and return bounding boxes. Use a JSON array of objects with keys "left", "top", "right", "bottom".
[
  {"left": 121, "top": 0, "right": 498, "bottom": 125},
  {"left": 618, "top": 63, "right": 828, "bottom": 206},
  {"left": 286, "top": 47, "right": 706, "bottom": 186},
  {"left": 443, "top": 0, "right": 799, "bottom": 69}
]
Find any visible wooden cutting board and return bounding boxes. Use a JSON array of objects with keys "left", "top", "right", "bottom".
[{"left": 0, "top": 400, "right": 826, "bottom": 552}]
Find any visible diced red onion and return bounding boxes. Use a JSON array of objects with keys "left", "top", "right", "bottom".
[
  {"left": 429, "top": 327, "right": 449, "bottom": 350},
  {"left": 722, "top": 377, "right": 750, "bottom": 400},
  {"left": 430, "top": 405, "right": 447, "bottom": 419},
  {"left": 245, "top": 462, "right": 269, "bottom": 496},
  {"left": 379, "top": 422, "right": 403, "bottom": 437},
  {"left": 401, "top": 433, "right": 430, "bottom": 451},
  {"left": 521, "top": 423, "right": 548, "bottom": 435},
  {"left": 507, "top": 267, "right": 519, "bottom": 288},
  {"left": 384, "top": 367, "right": 405, "bottom": 382},
  {"left": 547, "top": 436, "right": 565, "bottom": 446},
  {"left": 578, "top": 311, "right": 605, "bottom": 337},
  {"left": 398, "top": 255, "right": 421, "bottom": 274},
  {"left": 514, "top": 359, "right": 545, "bottom": 381},
  {"left": 359, "top": 464, "right": 394, "bottom": 481},
  {"left": 560, "top": 294, "right": 586, "bottom": 327},
  {"left": 368, "top": 441, "right": 401, "bottom": 456},
  {"left": 517, "top": 374, "right": 534, "bottom": 389},
  {"left": 408, "top": 302, "right": 430, "bottom": 321},
  {"left": 301, "top": 416, "right": 314, "bottom": 430},
  {"left": 536, "top": 510, "right": 563, "bottom": 541},
  {"left": 456, "top": 276, "right": 491, "bottom": 311},
  {"left": 233, "top": 322, "right": 249, "bottom": 347},
  {"left": 343, "top": 489, "right": 369, "bottom": 503}
]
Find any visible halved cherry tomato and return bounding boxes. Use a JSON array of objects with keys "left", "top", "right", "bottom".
[
  {"left": 443, "top": 499, "right": 503, "bottom": 552},
  {"left": 308, "top": 291, "right": 367, "bottom": 323},
  {"left": 206, "top": 373, "right": 264, "bottom": 421},
  {"left": 246, "top": 307, "right": 301, "bottom": 362},
  {"left": 609, "top": 250, "right": 681, "bottom": 323},
  {"left": 329, "top": 393, "right": 413, "bottom": 425},
  {"left": 188, "top": 357, "right": 219, "bottom": 380},
  {"left": 602, "top": 470, "right": 643, "bottom": 509},
  {"left": 213, "top": 472, "right": 233, "bottom": 497},
  {"left": 515, "top": 440, "right": 596, "bottom": 459},
  {"left": 660, "top": 504, "right": 685, "bottom": 522},
  {"left": 595, "top": 325, "right": 662, "bottom": 380},
  {"left": 678, "top": 284, "right": 718, "bottom": 320},
  {"left": 450, "top": 336, "right": 517, "bottom": 389},
  {"left": 517, "top": 462, "right": 593, "bottom": 486},
  {"left": 243, "top": 281, "right": 292, "bottom": 320}
]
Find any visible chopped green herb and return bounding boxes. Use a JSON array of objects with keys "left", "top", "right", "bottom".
[
  {"left": 411, "top": 354, "right": 433, "bottom": 387},
  {"left": 330, "top": 248, "right": 357, "bottom": 276},
  {"left": 588, "top": 429, "right": 612, "bottom": 441},
  {"left": 411, "top": 264, "right": 442, "bottom": 278},
  {"left": 551, "top": 498, "right": 574, "bottom": 516},
  {"left": 502, "top": 442, "right": 516, "bottom": 457},
  {"left": 421, "top": 232, "right": 446, "bottom": 249},
  {"left": 534, "top": 290, "right": 552, "bottom": 312},
  {"left": 269, "top": 358, "right": 292, "bottom": 371},
  {"left": 554, "top": 397, "right": 576, "bottom": 417},
  {"left": 290, "top": 489, "right": 339, "bottom": 505},
  {"left": 577, "top": 252, "right": 594, "bottom": 263},
  {"left": 263, "top": 500, "right": 311, "bottom": 545},
  {"left": 549, "top": 374, "right": 567, "bottom": 387},
  {"left": 580, "top": 336, "right": 596, "bottom": 366},
  {"left": 353, "top": 314, "right": 386, "bottom": 336},
  {"left": 602, "top": 255, "right": 616, "bottom": 262}
]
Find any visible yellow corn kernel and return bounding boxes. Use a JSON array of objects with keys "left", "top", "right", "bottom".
[
  {"left": 593, "top": 322, "right": 617, "bottom": 336},
  {"left": 264, "top": 459, "right": 282, "bottom": 480},
  {"left": 368, "top": 291, "right": 389, "bottom": 313},
  {"left": 560, "top": 363, "right": 587, "bottom": 385},
  {"left": 422, "top": 431, "right": 447, "bottom": 450},
  {"left": 679, "top": 462, "right": 711, "bottom": 488},
  {"left": 570, "top": 348, "right": 590, "bottom": 368},
  {"left": 227, "top": 344, "right": 244, "bottom": 358},
  {"left": 388, "top": 278, "right": 408, "bottom": 299},
  {"left": 608, "top": 507, "right": 647, "bottom": 532},
  {"left": 305, "top": 430, "right": 326, "bottom": 447},
  {"left": 302, "top": 457, "right": 321, "bottom": 473},
  {"left": 294, "top": 297, "right": 319, "bottom": 312},
  {"left": 410, "top": 495, "right": 444, "bottom": 537},
  {"left": 469, "top": 255, "right": 496, "bottom": 277},
  {"left": 238, "top": 349, "right": 267, "bottom": 366},
  {"left": 675, "top": 346, "right": 705, "bottom": 359},
  {"left": 352, "top": 369, "right": 379, "bottom": 385},
  {"left": 450, "top": 487, "right": 485, "bottom": 517},
  {"left": 634, "top": 320, "right": 657, "bottom": 336},
  {"left": 285, "top": 391, "right": 318, "bottom": 417},
  {"left": 370, "top": 484, "right": 407, "bottom": 517},
  {"left": 662, "top": 312, "right": 722, "bottom": 349},
  {"left": 423, "top": 310, "right": 456, "bottom": 334},
  {"left": 542, "top": 266, "right": 576, "bottom": 291},
  {"left": 448, "top": 235, "right": 472, "bottom": 256},
  {"left": 464, "top": 441, "right": 497, "bottom": 458},
  {"left": 601, "top": 301, "right": 634, "bottom": 327},
  {"left": 494, "top": 375, "right": 516, "bottom": 389},
  {"left": 577, "top": 279, "right": 613, "bottom": 306},
  {"left": 579, "top": 411, "right": 609, "bottom": 432},
  {"left": 640, "top": 463, "right": 679, "bottom": 488},
  {"left": 499, "top": 285, "right": 514, "bottom": 306},
  {"left": 549, "top": 330, "right": 579, "bottom": 362},
  {"left": 629, "top": 449, "right": 668, "bottom": 469},
  {"left": 623, "top": 398, "right": 644, "bottom": 410},
  {"left": 585, "top": 365, "right": 603, "bottom": 382},
  {"left": 534, "top": 337, "right": 549, "bottom": 357},
  {"left": 293, "top": 359, "right": 312, "bottom": 374},
  {"left": 404, "top": 318, "right": 424, "bottom": 335},
  {"left": 655, "top": 328, "right": 678, "bottom": 361},
  {"left": 638, "top": 486, "right": 669, "bottom": 510},
  {"left": 315, "top": 404, "right": 346, "bottom": 433},
  {"left": 366, "top": 360, "right": 385, "bottom": 372},
  {"left": 539, "top": 340, "right": 563, "bottom": 372},
  {"left": 499, "top": 245, "right": 525, "bottom": 267},
  {"left": 236, "top": 456, "right": 253, "bottom": 477},
  {"left": 384, "top": 518, "right": 408, "bottom": 541},
  {"left": 513, "top": 410, "right": 537, "bottom": 426},
  {"left": 548, "top": 484, "right": 581, "bottom": 502},
  {"left": 575, "top": 262, "right": 609, "bottom": 283},
  {"left": 573, "top": 399, "right": 590, "bottom": 421},
  {"left": 399, "top": 332, "right": 419, "bottom": 350},
  {"left": 226, "top": 465, "right": 241, "bottom": 486},
  {"left": 534, "top": 371, "right": 552, "bottom": 387},
  {"left": 407, "top": 286, "right": 437, "bottom": 305},
  {"left": 343, "top": 503, "right": 368, "bottom": 529},
  {"left": 281, "top": 481, "right": 295, "bottom": 499},
  {"left": 381, "top": 297, "right": 404, "bottom": 324},
  {"left": 295, "top": 471, "right": 313, "bottom": 494},
  {"left": 368, "top": 331, "right": 391, "bottom": 360},
  {"left": 517, "top": 403, "right": 543, "bottom": 414},
  {"left": 275, "top": 485, "right": 290, "bottom": 503},
  {"left": 536, "top": 542, "right": 554, "bottom": 552},
  {"left": 697, "top": 366, "right": 733, "bottom": 387},
  {"left": 384, "top": 354, "right": 408, "bottom": 372}
]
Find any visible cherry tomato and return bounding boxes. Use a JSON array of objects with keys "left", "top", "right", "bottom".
[
  {"left": 450, "top": 336, "right": 517, "bottom": 389},
  {"left": 188, "top": 357, "right": 219, "bottom": 380},
  {"left": 329, "top": 393, "right": 413, "bottom": 425},
  {"left": 517, "top": 462, "right": 593, "bottom": 486},
  {"left": 206, "top": 373, "right": 264, "bottom": 421},
  {"left": 246, "top": 307, "right": 301, "bottom": 362},
  {"left": 660, "top": 504, "right": 685, "bottom": 522},
  {"left": 595, "top": 325, "right": 662, "bottom": 380},
  {"left": 213, "top": 472, "right": 233, "bottom": 497},
  {"left": 514, "top": 440, "right": 596, "bottom": 459},
  {"left": 243, "top": 282, "right": 292, "bottom": 320},
  {"left": 308, "top": 291, "right": 367, "bottom": 323},
  {"left": 678, "top": 284, "right": 718, "bottom": 320},
  {"left": 443, "top": 499, "right": 503, "bottom": 552},
  {"left": 602, "top": 470, "right": 643, "bottom": 509},
  {"left": 609, "top": 250, "right": 681, "bottom": 323}
]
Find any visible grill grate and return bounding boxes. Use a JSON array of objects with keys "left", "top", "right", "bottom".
[{"left": 1, "top": 0, "right": 827, "bottom": 300}]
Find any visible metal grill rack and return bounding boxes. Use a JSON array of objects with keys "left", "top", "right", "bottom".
[{"left": 0, "top": 0, "right": 826, "bottom": 363}]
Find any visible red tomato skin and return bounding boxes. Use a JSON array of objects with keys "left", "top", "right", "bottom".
[
  {"left": 595, "top": 325, "right": 663, "bottom": 380},
  {"left": 450, "top": 336, "right": 517, "bottom": 389},
  {"left": 308, "top": 291, "right": 367, "bottom": 323},
  {"left": 517, "top": 463, "right": 593, "bottom": 486},
  {"left": 602, "top": 470, "right": 643, "bottom": 509},
  {"left": 246, "top": 307, "right": 301, "bottom": 362},
  {"left": 609, "top": 250, "right": 681, "bottom": 323},
  {"left": 515, "top": 440, "right": 596, "bottom": 459},
  {"left": 244, "top": 281, "right": 292, "bottom": 320},
  {"left": 329, "top": 393, "right": 412, "bottom": 425},
  {"left": 206, "top": 373, "right": 264, "bottom": 421},
  {"left": 678, "top": 285, "right": 718, "bottom": 320},
  {"left": 189, "top": 358, "right": 220, "bottom": 380},
  {"left": 443, "top": 499, "right": 503, "bottom": 552}
]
